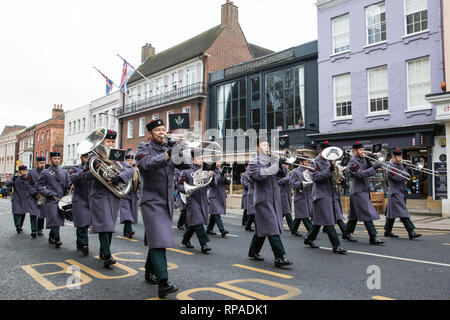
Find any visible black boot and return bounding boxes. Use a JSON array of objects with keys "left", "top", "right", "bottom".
[
  {"left": 99, "top": 251, "right": 105, "bottom": 261},
  {"left": 245, "top": 226, "right": 254, "bottom": 232},
  {"left": 48, "top": 234, "right": 56, "bottom": 244},
  {"left": 54, "top": 239, "right": 62, "bottom": 248},
  {"left": 291, "top": 231, "right": 303, "bottom": 237},
  {"left": 104, "top": 256, "right": 116, "bottom": 268},
  {"left": 38, "top": 230, "right": 44, "bottom": 236},
  {"left": 201, "top": 244, "right": 211, "bottom": 254},
  {"left": 181, "top": 240, "right": 194, "bottom": 248},
  {"left": 384, "top": 231, "right": 399, "bottom": 238},
  {"left": 304, "top": 238, "right": 319, "bottom": 248},
  {"left": 158, "top": 280, "right": 178, "bottom": 299},
  {"left": 332, "top": 245, "right": 347, "bottom": 255},
  {"left": 80, "top": 245, "right": 89, "bottom": 256},
  {"left": 342, "top": 233, "right": 357, "bottom": 242},
  {"left": 124, "top": 231, "right": 135, "bottom": 239},
  {"left": 206, "top": 230, "right": 216, "bottom": 235},
  {"left": 274, "top": 257, "right": 293, "bottom": 268},
  {"left": 31, "top": 231, "right": 37, "bottom": 239},
  {"left": 248, "top": 253, "right": 264, "bottom": 261},
  {"left": 369, "top": 236, "right": 385, "bottom": 245},
  {"left": 221, "top": 230, "right": 229, "bottom": 238},
  {"left": 408, "top": 231, "right": 422, "bottom": 240},
  {"left": 16, "top": 227, "right": 23, "bottom": 234},
  {"left": 144, "top": 270, "right": 158, "bottom": 285},
  {"left": 177, "top": 225, "right": 186, "bottom": 231}
]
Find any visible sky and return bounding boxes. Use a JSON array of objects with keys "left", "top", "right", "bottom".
[{"left": 0, "top": 0, "right": 318, "bottom": 134}]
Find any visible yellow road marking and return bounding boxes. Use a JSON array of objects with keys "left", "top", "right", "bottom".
[
  {"left": 177, "top": 287, "right": 254, "bottom": 300},
  {"left": 68, "top": 259, "right": 138, "bottom": 279},
  {"left": 232, "top": 264, "right": 293, "bottom": 279},
  {"left": 442, "top": 243, "right": 450, "bottom": 246},
  {"left": 217, "top": 279, "right": 302, "bottom": 300},
  {"left": 115, "top": 236, "right": 138, "bottom": 242},
  {"left": 372, "top": 296, "right": 396, "bottom": 300},
  {"left": 147, "top": 297, "right": 167, "bottom": 300},
  {"left": 167, "top": 248, "right": 195, "bottom": 256},
  {"left": 138, "top": 262, "right": 178, "bottom": 271}
]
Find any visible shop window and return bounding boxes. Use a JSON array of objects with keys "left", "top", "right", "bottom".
[{"left": 217, "top": 80, "right": 247, "bottom": 138}]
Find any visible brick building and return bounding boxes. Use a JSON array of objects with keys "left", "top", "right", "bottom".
[
  {"left": 17, "top": 125, "right": 36, "bottom": 169},
  {"left": 34, "top": 104, "right": 65, "bottom": 166},
  {"left": 118, "top": 0, "right": 273, "bottom": 151}
]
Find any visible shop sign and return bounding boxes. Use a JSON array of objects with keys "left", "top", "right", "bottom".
[
  {"left": 434, "top": 162, "right": 447, "bottom": 200},
  {"left": 436, "top": 103, "right": 450, "bottom": 120}
]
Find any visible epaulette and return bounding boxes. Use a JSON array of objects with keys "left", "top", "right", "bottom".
[
  {"left": 350, "top": 161, "right": 360, "bottom": 172},
  {"left": 135, "top": 153, "right": 149, "bottom": 161}
]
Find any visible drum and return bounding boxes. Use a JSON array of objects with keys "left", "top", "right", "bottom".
[{"left": 58, "top": 194, "right": 73, "bottom": 221}]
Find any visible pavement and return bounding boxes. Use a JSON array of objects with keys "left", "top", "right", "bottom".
[{"left": 1, "top": 198, "right": 449, "bottom": 301}]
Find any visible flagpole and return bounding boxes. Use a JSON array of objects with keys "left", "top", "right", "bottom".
[
  {"left": 116, "top": 54, "right": 152, "bottom": 84},
  {"left": 93, "top": 66, "right": 131, "bottom": 98}
]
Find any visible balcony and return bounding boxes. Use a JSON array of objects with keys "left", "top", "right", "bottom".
[{"left": 117, "top": 82, "right": 206, "bottom": 118}]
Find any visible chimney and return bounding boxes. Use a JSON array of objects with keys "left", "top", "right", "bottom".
[
  {"left": 52, "top": 104, "right": 64, "bottom": 119},
  {"left": 221, "top": 0, "right": 239, "bottom": 28},
  {"left": 141, "top": 43, "right": 156, "bottom": 63}
]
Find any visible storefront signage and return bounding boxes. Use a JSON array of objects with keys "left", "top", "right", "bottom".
[
  {"left": 436, "top": 103, "right": 450, "bottom": 121},
  {"left": 224, "top": 49, "right": 294, "bottom": 77},
  {"left": 434, "top": 162, "right": 447, "bottom": 200},
  {"left": 439, "top": 138, "right": 446, "bottom": 147}
]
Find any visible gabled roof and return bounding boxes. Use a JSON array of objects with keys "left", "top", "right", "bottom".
[
  {"left": 1, "top": 125, "right": 26, "bottom": 137},
  {"left": 248, "top": 43, "right": 275, "bottom": 58},
  {"left": 128, "top": 25, "right": 225, "bottom": 85}
]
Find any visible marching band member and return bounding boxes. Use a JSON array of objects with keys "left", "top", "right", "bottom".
[
  {"left": 240, "top": 164, "right": 249, "bottom": 227},
  {"left": 344, "top": 142, "right": 384, "bottom": 245},
  {"left": 83, "top": 130, "right": 134, "bottom": 267},
  {"left": 119, "top": 152, "right": 139, "bottom": 238},
  {"left": 289, "top": 155, "right": 313, "bottom": 237},
  {"left": 136, "top": 119, "right": 188, "bottom": 298},
  {"left": 36, "top": 151, "right": 71, "bottom": 248},
  {"left": 304, "top": 142, "right": 347, "bottom": 254},
  {"left": 175, "top": 168, "right": 187, "bottom": 230},
  {"left": 6, "top": 166, "right": 31, "bottom": 235},
  {"left": 384, "top": 148, "right": 421, "bottom": 240},
  {"left": 24, "top": 156, "right": 47, "bottom": 237},
  {"left": 207, "top": 162, "right": 230, "bottom": 237},
  {"left": 278, "top": 163, "right": 294, "bottom": 231},
  {"left": 69, "top": 153, "right": 92, "bottom": 255},
  {"left": 247, "top": 137, "right": 293, "bottom": 268},
  {"left": 180, "top": 152, "right": 214, "bottom": 254},
  {"left": 245, "top": 168, "right": 256, "bottom": 232}
]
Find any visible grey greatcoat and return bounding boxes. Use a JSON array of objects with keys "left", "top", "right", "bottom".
[
  {"left": 6, "top": 176, "right": 30, "bottom": 215},
  {"left": 83, "top": 154, "right": 134, "bottom": 233},
  {"left": 347, "top": 156, "right": 380, "bottom": 221},
  {"left": 119, "top": 174, "right": 139, "bottom": 225},
  {"left": 69, "top": 164, "right": 92, "bottom": 228},
  {"left": 278, "top": 165, "right": 292, "bottom": 214},
  {"left": 179, "top": 164, "right": 209, "bottom": 227},
  {"left": 248, "top": 153, "right": 284, "bottom": 237},
  {"left": 240, "top": 171, "right": 250, "bottom": 210},
  {"left": 136, "top": 141, "right": 175, "bottom": 249},
  {"left": 246, "top": 174, "right": 256, "bottom": 216},
  {"left": 386, "top": 161, "right": 411, "bottom": 219},
  {"left": 208, "top": 168, "right": 230, "bottom": 215},
  {"left": 175, "top": 169, "right": 186, "bottom": 211},
  {"left": 290, "top": 167, "right": 313, "bottom": 219},
  {"left": 309, "top": 156, "right": 342, "bottom": 226},
  {"left": 24, "top": 169, "right": 45, "bottom": 218},
  {"left": 36, "top": 166, "right": 72, "bottom": 228}
]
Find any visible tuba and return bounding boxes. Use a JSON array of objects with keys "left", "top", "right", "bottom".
[
  {"left": 180, "top": 169, "right": 213, "bottom": 204},
  {"left": 322, "top": 146, "right": 346, "bottom": 190},
  {"left": 125, "top": 148, "right": 141, "bottom": 193},
  {"left": 77, "top": 128, "right": 132, "bottom": 198}
]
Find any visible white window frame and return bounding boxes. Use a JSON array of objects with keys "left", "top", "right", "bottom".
[
  {"left": 105, "top": 111, "right": 109, "bottom": 128},
  {"left": 367, "top": 65, "right": 389, "bottom": 115},
  {"left": 166, "top": 110, "right": 174, "bottom": 129},
  {"left": 155, "top": 78, "right": 163, "bottom": 96},
  {"left": 82, "top": 118, "right": 86, "bottom": 131},
  {"left": 127, "top": 120, "right": 133, "bottom": 139},
  {"left": 67, "top": 145, "right": 71, "bottom": 159},
  {"left": 185, "top": 65, "right": 197, "bottom": 86},
  {"left": 183, "top": 106, "right": 191, "bottom": 114},
  {"left": 93, "top": 115, "right": 97, "bottom": 129},
  {"left": 332, "top": 14, "right": 350, "bottom": 55},
  {"left": 152, "top": 114, "right": 160, "bottom": 120},
  {"left": 68, "top": 122, "right": 71, "bottom": 135},
  {"left": 171, "top": 72, "right": 178, "bottom": 91},
  {"left": 77, "top": 119, "right": 81, "bottom": 132},
  {"left": 406, "top": 56, "right": 431, "bottom": 111},
  {"left": 333, "top": 73, "right": 352, "bottom": 119},
  {"left": 404, "top": 0, "right": 428, "bottom": 36},
  {"left": 139, "top": 117, "right": 146, "bottom": 137},
  {"left": 365, "top": 2, "right": 386, "bottom": 46}
]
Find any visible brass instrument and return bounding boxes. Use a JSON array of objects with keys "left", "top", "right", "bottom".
[
  {"left": 125, "top": 148, "right": 141, "bottom": 193},
  {"left": 401, "top": 159, "right": 442, "bottom": 177},
  {"left": 322, "top": 146, "right": 346, "bottom": 190},
  {"left": 58, "top": 185, "right": 73, "bottom": 221},
  {"left": 180, "top": 169, "right": 214, "bottom": 204},
  {"left": 36, "top": 193, "right": 46, "bottom": 206},
  {"left": 77, "top": 128, "right": 132, "bottom": 198}
]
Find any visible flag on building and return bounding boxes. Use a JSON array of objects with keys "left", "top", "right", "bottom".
[{"left": 94, "top": 67, "right": 115, "bottom": 95}]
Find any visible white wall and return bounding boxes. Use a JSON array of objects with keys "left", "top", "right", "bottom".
[{"left": 63, "top": 104, "right": 91, "bottom": 167}]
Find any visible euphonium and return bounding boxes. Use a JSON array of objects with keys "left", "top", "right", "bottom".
[
  {"left": 180, "top": 169, "right": 213, "bottom": 204},
  {"left": 76, "top": 128, "right": 132, "bottom": 198}
]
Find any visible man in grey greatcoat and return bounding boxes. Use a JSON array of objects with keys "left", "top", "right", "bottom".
[
  {"left": 6, "top": 166, "right": 32, "bottom": 234},
  {"left": 278, "top": 163, "right": 294, "bottom": 231},
  {"left": 243, "top": 166, "right": 255, "bottom": 232},
  {"left": 240, "top": 164, "right": 249, "bottom": 226},
  {"left": 136, "top": 119, "right": 191, "bottom": 299},
  {"left": 175, "top": 168, "right": 187, "bottom": 230},
  {"left": 289, "top": 155, "right": 313, "bottom": 237},
  {"left": 36, "top": 151, "right": 71, "bottom": 248},
  {"left": 247, "top": 137, "right": 293, "bottom": 268},
  {"left": 24, "top": 156, "right": 47, "bottom": 237},
  {"left": 344, "top": 142, "right": 385, "bottom": 245},
  {"left": 384, "top": 148, "right": 421, "bottom": 240},
  {"left": 303, "top": 142, "right": 347, "bottom": 254},
  {"left": 82, "top": 130, "right": 134, "bottom": 268},
  {"left": 119, "top": 152, "right": 139, "bottom": 239},
  {"left": 206, "top": 162, "right": 230, "bottom": 237},
  {"left": 69, "top": 153, "right": 92, "bottom": 255}
]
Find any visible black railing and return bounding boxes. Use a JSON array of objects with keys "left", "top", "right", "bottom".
[{"left": 117, "top": 82, "right": 206, "bottom": 117}]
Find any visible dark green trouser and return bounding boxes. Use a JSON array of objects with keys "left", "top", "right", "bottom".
[
  {"left": 292, "top": 218, "right": 313, "bottom": 233},
  {"left": 245, "top": 215, "right": 255, "bottom": 229},
  {"left": 249, "top": 234, "right": 286, "bottom": 259},
  {"left": 337, "top": 220, "right": 346, "bottom": 234},
  {"left": 123, "top": 221, "right": 133, "bottom": 234},
  {"left": 38, "top": 218, "right": 45, "bottom": 231},
  {"left": 30, "top": 216, "right": 38, "bottom": 232},
  {"left": 384, "top": 218, "right": 415, "bottom": 233},
  {"left": 242, "top": 209, "right": 248, "bottom": 225},
  {"left": 145, "top": 248, "right": 168, "bottom": 283},
  {"left": 207, "top": 215, "right": 225, "bottom": 232},
  {"left": 345, "top": 219, "right": 377, "bottom": 237},
  {"left": 99, "top": 232, "right": 113, "bottom": 258},
  {"left": 50, "top": 227, "right": 60, "bottom": 240},
  {"left": 283, "top": 213, "right": 293, "bottom": 230},
  {"left": 307, "top": 225, "right": 341, "bottom": 247},
  {"left": 76, "top": 226, "right": 89, "bottom": 247},
  {"left": 183, "top": 225, "right": 210, "bottom": 246},
  {"left": 13, "top": 214, "right": 25, "bottom": 229},
  {"left": 177, "top": 210, "right": 187, "bottom": 227}
]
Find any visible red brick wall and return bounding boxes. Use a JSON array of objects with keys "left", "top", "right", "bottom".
[{"left": 34, "top": 120, "right": 65, "bottom": 166}]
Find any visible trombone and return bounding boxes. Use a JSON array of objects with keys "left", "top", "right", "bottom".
[
  {"left": 270, "top": 150, "right": 317, "bottom": 170},
  {"left": 401, "top": 159, "right": 442, "bottom": 177}
]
